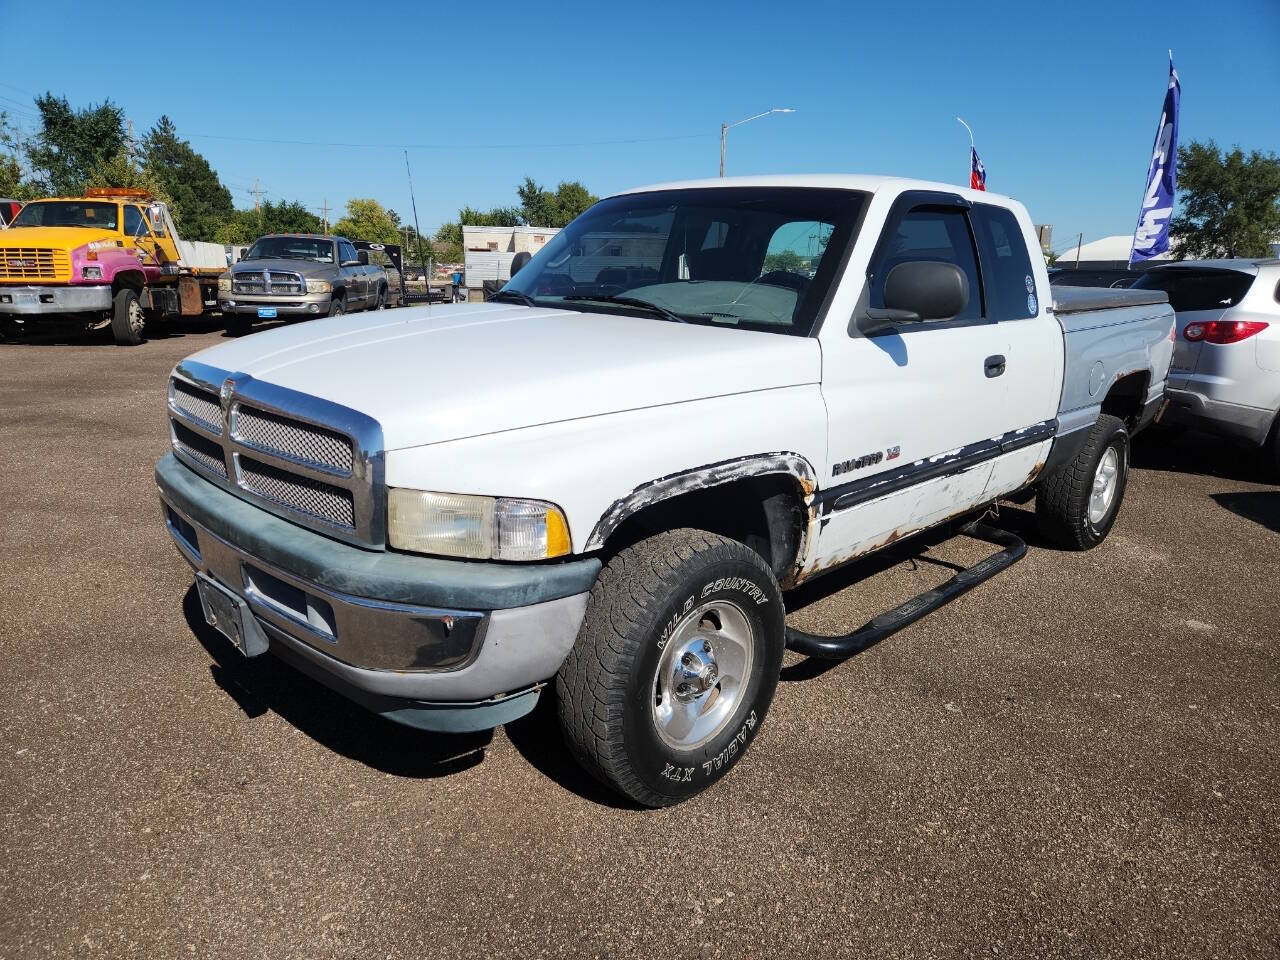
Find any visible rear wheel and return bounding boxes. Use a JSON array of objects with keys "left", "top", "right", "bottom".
[
  {"left": 110, "top": 288, "right": 144, "bottom": 345},
  {"left": 1036, "top": 414, "right": 1130, "bottom": 549},
  {"left": 556, "top": 529, "right": 784, "bottom": 807},
  {"left": 1265, "top": 414, "right": 1280, "bottom": 478}
]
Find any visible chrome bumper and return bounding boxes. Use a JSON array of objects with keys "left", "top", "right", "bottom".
[{"left": 0, "top": 284, "right": 112, "bottom": 315}]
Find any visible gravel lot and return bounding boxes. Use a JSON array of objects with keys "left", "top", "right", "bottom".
[{"left": 2, "top": 322, "right": 1277, "bottom": 959}]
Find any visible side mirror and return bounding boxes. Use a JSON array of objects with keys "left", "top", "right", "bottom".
[
  {"left": 239, "top": 248, "right": 249, "bottom": 261},
  {"left": 858, "top": 261, "right": 969, "bottom": 335},
  {"left": 357, "top": 250, "right": 369, "bottom": 265}
]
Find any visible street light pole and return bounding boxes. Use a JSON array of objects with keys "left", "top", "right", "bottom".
[{"left": 718, "top": 107, "right": 795, "bottom": 177}]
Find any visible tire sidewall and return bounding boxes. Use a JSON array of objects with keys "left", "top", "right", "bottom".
[
  {"left": 111, "top": 288, "right": 143, "bottom": 345},
  {"left": 1082, "top": 425, "right": 1129, "bottom": 544},
  {"left": 329, "top": 295, "right": 345, "bottom": 317},
  {"left": 619, "top": 553, "right": 784, "bottom": 803}
]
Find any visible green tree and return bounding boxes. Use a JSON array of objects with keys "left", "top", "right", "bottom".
[
  {"left": 762, "top": 249, "right": 805, "bottom": 273},
  {"left": 140, "top": 116, "right": 233, "bottom": 241},
  {"left": 0, "top": 113, "right": 41, "bottom": 200},
  {"left": 516, "top": 177, "right": 597, "bottom": 227},
  {"left": 25, "top": 94, "right": 126, "bottom": 195},
  {"left": 84, "top": 149, "right": 171, "bottom": 204},
  {"left": 214, "top": 200, "right": 322, "bottom": 246},
  {"left": 1171, "top": 140, "right": 1280, "bottom": 259},
  {"left": 332, "top": 197, "right": 401, "bottom": 244}
]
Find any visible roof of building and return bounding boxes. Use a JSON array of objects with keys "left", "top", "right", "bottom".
[{"left": 1055, "top": 234, "right": 1172, "bottom": 264}]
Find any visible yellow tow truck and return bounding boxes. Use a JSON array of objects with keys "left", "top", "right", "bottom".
[{"left": 0, "top": 188, "right": 227, "bottom": 344}]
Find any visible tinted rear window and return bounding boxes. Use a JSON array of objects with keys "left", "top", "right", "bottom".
[
  {"left": 971, "top": 204, "right": 1037, "bottom": 318},
  {"left": 1131, "top": 268, "right": 1255, "bottom": 311}
]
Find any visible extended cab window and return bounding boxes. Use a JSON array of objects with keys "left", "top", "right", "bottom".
[
  {"left": 1131, "top": 268, "right": 1256, "bottom": 310},
  {"left": 870, "top": 208, "right": 983, "bottom": 322},
  {"left": 971, "top": 204, "right": 1037, "bottom": 318},
  {"left": 502, "top": 187, "right": 866, "bottom": 336}
]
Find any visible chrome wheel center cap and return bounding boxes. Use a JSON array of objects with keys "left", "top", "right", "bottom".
[{"left": 674, "top": 642, "right": 719, "bottom": 701}]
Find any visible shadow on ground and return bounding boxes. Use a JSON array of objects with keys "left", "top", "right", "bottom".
[
  {"left": 182, "top": 587, "right": 491, "bottom": 779},
  {"left": 1, "top": 315, "right": 226, "bottom": 347},
  {"left": 1211, "top": 490, "right": 1280, "bottom": 534},
  {"left": 1132, "top": 425, "right": 1275, "bottom": 486}
]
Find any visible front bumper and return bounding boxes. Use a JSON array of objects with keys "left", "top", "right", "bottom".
[
  {"left": 0, "top": 284, "right": 111, "bottom": 315},
  {"left": 1162, "top": 386, "right": 1275, "bottom": 446},
  {"left": 220, "top": 292, "right": 331, "bottom": 317},
  {"left": 156, "top": 453, "right": 599, "bottom": 730}
]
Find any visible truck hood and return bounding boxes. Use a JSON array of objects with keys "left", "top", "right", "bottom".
[
  {"left": 187, "top": 302, "right": 821, "bottom": 450},
  {"left": 0, "top": 226, "right": 119, "bottom": 249},
  {"left": 232, "top": 257, "right": 332, "bottom": 277}
]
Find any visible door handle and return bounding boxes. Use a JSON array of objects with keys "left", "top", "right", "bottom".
[{"left": 984, "top": 355, "right": 1006, "bottom": 378}]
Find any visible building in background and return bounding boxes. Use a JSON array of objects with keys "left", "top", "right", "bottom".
[
  {"left": 1054, "top": 235, "right": 1173, "bottom": 270},
  {"left": 463, "top": 225, "right": 560, "bottom": 287}
]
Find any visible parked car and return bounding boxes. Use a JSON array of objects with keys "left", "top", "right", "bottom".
[
  {"left": 219, "top": 234, "right": 388, "bottom": 335},
  {"left": 156, "top": 175, "right": 1173, "bottom": 807},
  {"left": 1131, "top": 259, "right": 1280, "bottom": 470}
]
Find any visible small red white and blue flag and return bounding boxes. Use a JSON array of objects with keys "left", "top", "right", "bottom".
[{"left": 970, "top": 146, "right": 987, "bottom": 191}]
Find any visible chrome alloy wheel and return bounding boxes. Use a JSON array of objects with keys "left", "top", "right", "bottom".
[
  {"left": 652, "top": 599, "right": 754, "bottom": 750},
  {"left": 1089, "top": 446, "right": 1120, "bottom": 526}
]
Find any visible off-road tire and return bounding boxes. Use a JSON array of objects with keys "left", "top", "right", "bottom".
[
  {"left": 556, "top": 529, "right": 785, "bottom": 807},
  {"left": 1036, "top": 414, "right": 1130, "bottom": 550},
  {"left": 327, "top": 294, "right": 345, "bottom": 317},
  {"left": 110, "top": 288, "right": 144, "bottom": 346}
]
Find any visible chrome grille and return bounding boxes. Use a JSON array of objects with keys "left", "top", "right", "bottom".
[
  {"left": 166, "top": 362, "right": 384, "bottom": 548},
  {"left": 232, "top": 270, "right": 304, "bottom": 295},
  {"left": 237, "top": 456, "right": 355, "bottom": 529},
  {"left": 232, "top": 405, "right": 353, "bottom": 475},
  {"left": 170, "top": 380, "right": 223, "bottom": 435},
  {"left": 172, "top": 420, "right": 228, "bottom": 479}
]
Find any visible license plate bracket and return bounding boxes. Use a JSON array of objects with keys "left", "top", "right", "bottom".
[
  {"left": 257, "top": 306, "right": 277, "bottom": 318},
  {"left": 196, "top": 573, "right": 269, "bottom": 657}
]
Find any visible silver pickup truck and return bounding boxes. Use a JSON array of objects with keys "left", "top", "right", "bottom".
[{"left": 219, "top": 234, "right": 389, "bottom": 335}]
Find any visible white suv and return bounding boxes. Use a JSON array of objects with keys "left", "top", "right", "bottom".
[{"left": 1133, "top": 259, "right": 1280, "bottom": 470}]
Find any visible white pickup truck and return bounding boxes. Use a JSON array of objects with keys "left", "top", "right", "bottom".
[{"left": 156, "top": 175, "right": 1174, "bottom": 806}]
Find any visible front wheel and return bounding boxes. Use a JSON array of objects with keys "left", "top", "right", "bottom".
[
  {"left": 1036, "top": 414, "right": 1130, "bottom": 549},
  {"left": 556, "top": 529, "right": 785, "bottom": 807},
  {"left": 327, "top": 294, "right": 345, "bottom": 317},
  {"left": 110, "top": 288, "right": 144, "bottom": 345},
  {"left": 373, "top": 286, "right": 387, "bottom": 310}
]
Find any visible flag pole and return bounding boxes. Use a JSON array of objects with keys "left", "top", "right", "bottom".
[{"left": 956, "top": 117, "right": 975, "bottom": 183}]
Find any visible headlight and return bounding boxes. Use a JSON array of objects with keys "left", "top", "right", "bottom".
[
  {"left": 82, "top": 265, "right": 102, "bottom": 280},
  {"left": 218, "top": 276, "right": 232, "bottom": 291},
  {"left": 387, "top": 489, "right": 571, "bottom": 561},
  {"left": 306, "top": 279, "right": 332, "bottom": 294}
]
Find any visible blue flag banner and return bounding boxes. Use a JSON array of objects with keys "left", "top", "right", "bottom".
[{"left": 1130, "top": 58, "right": 1181, "bottom": 263}]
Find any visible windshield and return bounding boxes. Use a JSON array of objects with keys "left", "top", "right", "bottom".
[
  {"left": 245, "top": 236, "right": 335, "bottom": 263},
  {"left": 10, "top": 201, "right": 119, "bottom": 230},
  {"left": 1131, "top": 267, "right": 1255, "bottom": 311},
  {"left": 502, "top": 187, "right": 867, "bottom": 336}
]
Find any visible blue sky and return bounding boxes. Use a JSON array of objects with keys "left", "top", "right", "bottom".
[{"left": 4, "top": 0, "right": 1277, "bottom": 252}]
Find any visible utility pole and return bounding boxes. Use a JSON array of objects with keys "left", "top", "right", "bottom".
[
  {"left": 320, "top": 197, "right": 330, "bottom": 233},
  {"left": 1074, "top": 232, "right": 1083, "bottom": 269},
  {"left": 719, "top": 123, "right": 727, "bottom": 178},
  {"left": 718, "top": 108, "right": 795, "bottom": 177},
  {"left": 253, "top": 178, "right": 261, "bottom": 214},
  {"left": 126, "top": 118, "right": 135, "bottom": 169}
]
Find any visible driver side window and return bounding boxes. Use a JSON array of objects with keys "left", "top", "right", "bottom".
[
  {"left": 123, "top": 205, "right": 151, "bottom": 238},
  {"left": 870, "top": 208, "right": 983, "bottom": 322}
]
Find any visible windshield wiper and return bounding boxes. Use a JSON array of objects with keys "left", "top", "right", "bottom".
[
  {"left": 563, "top": 294, "right": 689, "bottom": 324},
  {"left": 489, "top": 289, "right": 540, "bottom": 308}
]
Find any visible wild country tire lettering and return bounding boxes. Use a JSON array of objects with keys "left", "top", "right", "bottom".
[
  {"left": 656, "top": 578, "right": 769, "bottom": 650},
  {"left": 659, "top": 710, "right": 758, "bottom": 782}
]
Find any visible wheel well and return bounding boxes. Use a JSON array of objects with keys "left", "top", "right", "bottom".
[
  {"left": 1101, "top": 372, "right": 1149, "bottom": 429},
  {"left": 332, "top": 286, "right": 345, "bottom": 300},
  {"left": 112, "top": 271, "right": 145, "bottom": 294},
  {"left": 601, "top": 474, "right": 807, "bottom": 581}
]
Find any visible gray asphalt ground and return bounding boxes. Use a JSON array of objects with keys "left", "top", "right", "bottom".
[{"left": 2, "top": 321, "right": 1277, "bottom": 959}]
